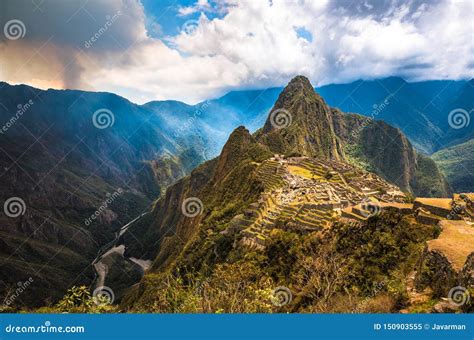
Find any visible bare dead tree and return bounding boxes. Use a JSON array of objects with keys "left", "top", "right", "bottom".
[{"left": 294, "top": 244, "right": 347, "bottom": 311}]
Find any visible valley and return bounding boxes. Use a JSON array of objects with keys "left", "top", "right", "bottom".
[
  {"left": 116, "top": 76, "right": 472, "bottom": 314},
  {"left": 0, "top": 0, "right": 472, "bottom": 330},
  {"left": 121, "top": 148, "right": 473, "bottom": 313},
  {"left": 0, "top": 83, "right": 207, "bottom": 308},
  {"left": 0, "top": 76, "right": 472, "bottom": 313}
]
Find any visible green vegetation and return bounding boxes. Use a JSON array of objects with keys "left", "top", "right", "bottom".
[
  {"left": 124, "top": 209, "right": 439, "bottom": 313},
  {"left": 256, "top": 160, "right": 286, "bottom": 190},
  {"left": 432, "top": 139, "right": 474, "bottom": 193},
  {"left": 37, "top": 286, "right": 117, "bottom": 313},
  {"left": 343, "top": 143, "right": 376, "bottom": 173},
  {"left": 287, "top": 165, "right": 313, "bottom": 180},
  {"left": 412, "top": 153, "right": 451, "bottom": 197},
  {"left": 123, "top": 263, "right": 276, "bottom": 313},
  {"left": 16, "top": 75, "right": 465, "bottom": 314},
  {"left": 116, "top": 76, "right": 462, "bottom": 315}
]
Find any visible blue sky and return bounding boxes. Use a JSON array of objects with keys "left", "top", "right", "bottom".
[
  {"left": 141, "top": 0, "right": 226, "bottom": 39},
  {"left": 0, "top": 0, "right": 473, "bottom": 104}
]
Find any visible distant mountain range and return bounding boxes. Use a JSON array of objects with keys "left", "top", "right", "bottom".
[
  {"left": 150, "top": 77, "right": 472, "bottom": 154},
  {"left": 0, "top": 82, "right": 207, "bottom": 306},
  {"left": 0, "top": 75, "right": 471, "bottom": 308},
  {"left": 433, "top": 139, "right": 474, "bottom": 192},
  {"left": 119, "top": 76, "right": 467, "bottom": 313},
  {"left": 147, "top": 76, "right": 473, "bottom": 191},
  {"left": 122, "top": 76, "right": 451, "bottom": 265}
]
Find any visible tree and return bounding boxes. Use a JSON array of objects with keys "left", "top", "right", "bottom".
[{"left": 294, "top": 244, "right": 347, "bottom": 311}]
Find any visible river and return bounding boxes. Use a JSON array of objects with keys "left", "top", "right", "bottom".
[{"left": 91, "top": 211, "right": 151, "bottom": 292}]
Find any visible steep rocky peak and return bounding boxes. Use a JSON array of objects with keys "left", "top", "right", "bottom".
[
  {"left": 213, "top": 126, "right": 264, "bottom": 181},
  {"left": 259, "top": 75, "right": 343, "bottom": 160},
  {"left": 275, "top": 75, "right": 323, "bottom": 107},
  {"left": 284, "top": 75, "right": 314, "bottom": 93},
  {"left": 262, "top": 75, "right": 330, "bottom": 133},
  {"left": 222, "top": 126, "right": 253, "bottom": 150}
]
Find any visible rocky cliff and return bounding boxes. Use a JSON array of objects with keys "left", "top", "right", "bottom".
[
  {"left": 330, "top": 107, "right": 450, "bottom": 197},
  {"left": 257, "top": 76, "right": 344, "bottom": 160},
  {"left": 0, "top": 83, "right": 207, "bottom": 307},
  {"left": 120, "top": 76, "right": 452, "bottom": 311}
]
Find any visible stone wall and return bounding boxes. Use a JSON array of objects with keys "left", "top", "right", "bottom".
[
  {"left": 415, "top": 247, "right": 457, "bottom": 297},
  {"left": 413, "top": 200, "right": 451, "bottom": 217},
  {"left": 415, "top": 213, "right": 441, "bottom": 226},
  {"left": 460, "top": 252, "right": 474, "bottom": 288}
]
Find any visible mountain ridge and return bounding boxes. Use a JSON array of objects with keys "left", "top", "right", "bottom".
[
  {"left": 257, "top": 76, "right": 344, "bottom": 161},
  {"left": 4, "top": 76, "right": 471, "bottom": 158},
  {"left": 119, "top": 76, "right": 454, "bottom": 312},
  {"left": 0, "top": 82, "right": 208, "bottom": 307},
  {"left": 0, "top": 76, "right": 463, "bottom": 308}
]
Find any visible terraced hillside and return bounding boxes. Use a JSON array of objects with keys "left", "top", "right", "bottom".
[
  {"left": 114, "top": 76, "right": 467, "bottom": 314},
  {"left": 230, "top": 155, "right": 405, "bottom": 249},
  {"left": 255, "top": 159, "right": 286, "bottom": 191}
]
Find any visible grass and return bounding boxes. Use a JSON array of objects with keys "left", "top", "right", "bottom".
[
  {"left": 287, "top": 165, "right": 314, "bottom": 179},
  {"left": 427, "top": 220, "right": 474, "bottom": 271},
  {"left": 415, "top": 198, "right": 452, "bottom": 210}
]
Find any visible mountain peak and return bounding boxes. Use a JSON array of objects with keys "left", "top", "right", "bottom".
[
  {"left": 280, "top": 75, "right": 316, "bottom": 97},
  {"left": 214, "top": 126, "right": 271, "bottom": 182},
  {"left": 271, "top": 75, "right": 326, "bottom": 111},
  {"left": 287, "top": 75, "right": 313, "bottom": 88},
  {"left": 258, "top": 76, "right": 344, "bottom": 160}
]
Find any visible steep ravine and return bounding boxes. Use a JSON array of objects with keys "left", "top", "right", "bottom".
[
  {"left": 91, "top": 211, "right": 151, "bottom": 300},
  {"left": 119, "top": 76, "right": 453, "bottom": 310}
]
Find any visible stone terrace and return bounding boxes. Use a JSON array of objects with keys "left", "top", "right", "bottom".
[
  {"left": 232, "top": 156, "right": 406, "bottom": 249},
  {"left": 427, "top": 220, "right": 474, "bottom": 272}
]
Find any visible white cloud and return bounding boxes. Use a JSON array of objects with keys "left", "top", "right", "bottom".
[
  {"left": 168, "top": 0, "right": 473, "bottom": 89},
  {"left": 1, "top": 0, "right": 473, "bottom": 104},
  {"left": 178, "top": 0, "right": 212, "bottom": 16}
]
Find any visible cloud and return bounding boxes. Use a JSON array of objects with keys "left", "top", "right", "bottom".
[
  {"left": 0, "top": 0, "right": 147, "bottom": 89},
  {"left": 0, "top": 0, "right": 473, "bottom": 104},
  {"left": 170, "top": 0, "right": 473, "bottom": 87},
  {"left": 178, "top": 0, "right": 212, "bottom": 16},
  {"left": 177, "top": 0, "right": 232, "bottom": 17}
]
